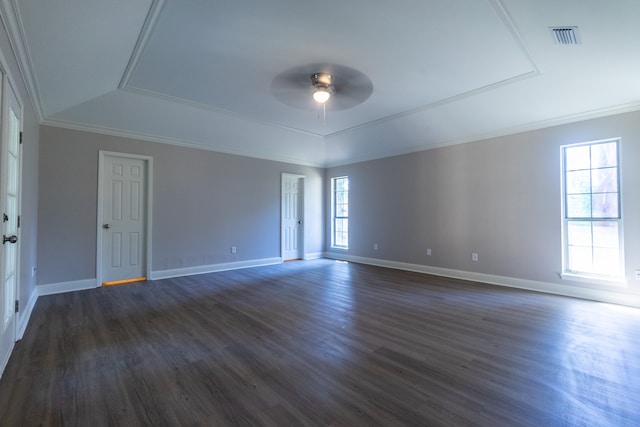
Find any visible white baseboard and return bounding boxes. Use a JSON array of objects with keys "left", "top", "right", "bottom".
[
  {"left": 324, "top": 253, "right": 640, "bottom": 308},
  {"left": 37, "top": 278, "right": 97, "bottom": 296},
  {"left": 151, "top": 257, "right": 283, "bottom": 280},
  {"left": 16, "top": 288, "right": 38, "bottom": 340},
  {"left": 304, "top": 252, "right": 323, "bottom": 260},
  {"left": 0, "top": 340, "right": 14, "bottom": 381},
  {"left": 1, "top": 288, "right": 38, "bottom": 379},
  {"left": 35, "top": 258, "right": 284, "bottom": 294}
]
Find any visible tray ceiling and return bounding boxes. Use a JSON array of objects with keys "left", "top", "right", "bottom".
[{"left": 2, "top": 0, "right": 640, "bottom": 166}]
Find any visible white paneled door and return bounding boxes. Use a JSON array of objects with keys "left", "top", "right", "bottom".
[
  {"left": 100, "top": 154, "right": 148, "bottom": 285},
  {"left": 281, "top": 174, "right": 304, "bottom": 261},
  {"left": 0, "top": 79, "right": 21, "bottom": 375}
]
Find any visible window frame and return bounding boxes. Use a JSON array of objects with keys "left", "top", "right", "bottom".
[
  {"left": 331, "top": 176, "right": 349, "bottom": 249},
  {"left": 560, "top": 138, "right": 625, "bottom": 284}
]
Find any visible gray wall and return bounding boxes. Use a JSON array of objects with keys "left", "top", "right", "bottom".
[
  {"left": 0, "top": 20, "right": 40, "bottom": 310},
  {"left": 326, "top": 110, "right": 640, "bottom": 295},
  {"left": 37, "top": 126, "right": 324, "bottom": 285}
]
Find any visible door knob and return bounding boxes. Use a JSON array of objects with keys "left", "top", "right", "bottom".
[
  {"left": 2, "top": 235, "right": 17, "bottom": 244},
  {"left": 298, "top": 220, "right": 303, "bottom": 224},
  {"left": 103, "top": 224, "right": 110, "bottom": 229}
]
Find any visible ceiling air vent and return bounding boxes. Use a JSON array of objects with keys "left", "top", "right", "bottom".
[{"left": 550, "top": 26, "right": 582, "bottom": 45}]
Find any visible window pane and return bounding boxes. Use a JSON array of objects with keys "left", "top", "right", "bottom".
[
  {"left": 562, "top": 139, "right": 622, "bottom": 278},
  {"left": 591, "top": 167, "right": 618, "bottom": 193},
  {"left": 332, "top": 176, "right": 349, "bottom": 248},
  {"left": 592, "top": 247, "right": 621, "bottom": 275},
  {"left": 592, "top": 221, "right": 619, "bottom": 248},
  {"left": 566, "top": 194, "right": 591, "bottom": 217},
  {"left": 335, "top": 178, "right": 348, "bottom": 192},
  {"left": 591, "top": 142, "right": 617, "bottom": 168},
  {"left": 591, "top": 193, "right": 618, "bottom": 218},
  {"left": 565, "top": 145, "right": 590, "bottom": 170},
  {"left": 567, "top": 221, "right": 592, "bottom": 246},
  {"left": 334, "top": 218, "right": 348, "bottom": 247},
  {"left": 567, "top": 246, "right": 592, "bottom": 272},
  {"left": 566, "top": 170, "right": 590, "bottom": 194}
]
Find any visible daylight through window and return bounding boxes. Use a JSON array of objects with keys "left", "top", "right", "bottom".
[
  {"left": 332, "top": 176, "right": 349, "bottom": 248},
  {"left": 562, "top": 139, "right": 623, "bottom": 278}
]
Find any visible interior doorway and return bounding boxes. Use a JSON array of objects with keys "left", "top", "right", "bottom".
[
  {"left": 281, "top": 173, "right": 305, "bottom": 261},
  {"left": 97, "top": 151, "right": 152, "bottom": 286}
]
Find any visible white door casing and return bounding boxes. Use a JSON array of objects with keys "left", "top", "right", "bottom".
[
  {"left": 281, "top": 173, "right": 304, "bottom": 261},
  {"left": 0, "top": 78, "right": 21, "bottom": 376},
  {"left": 97, "top": 152, "right": 152, "bottom": 285}
]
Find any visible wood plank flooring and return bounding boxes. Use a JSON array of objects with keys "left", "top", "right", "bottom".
[{"left": 1, "top": 259, "right": 639, "bottom": 426}]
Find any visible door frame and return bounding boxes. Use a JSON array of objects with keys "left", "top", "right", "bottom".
[
  {"left": 0, "top": 67, "right": 23, "bottom": 379},
  {"left": 96, "top": 151, "right": 153, "bottom": 287},
  {"left": 281, "top": 173, "right": 305, "bottom": 261}
]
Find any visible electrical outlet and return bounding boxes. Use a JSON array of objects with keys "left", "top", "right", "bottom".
[
  {"left": 472, "top": 253, "right": 478, "bottom": 262},
  {"left": 373, "top": 243, "right": 378, "bottom": 251},
  {"left": 231, "top": 246, "right": 237, "bottom": 254},
  {"left": 426, "top": 248, "right": 432, "bottom": 256}
]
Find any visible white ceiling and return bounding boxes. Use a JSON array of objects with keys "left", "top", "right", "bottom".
[{"left": 2, "top": 0, "right": 639, "bottom": 167}]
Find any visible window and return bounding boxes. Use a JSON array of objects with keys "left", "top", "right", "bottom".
[
  {"left": 562, "top": 139, "right": 623, "bottom": 279},
  {"left": 332, "top": 176, "right": 349, "bottom": 248}
]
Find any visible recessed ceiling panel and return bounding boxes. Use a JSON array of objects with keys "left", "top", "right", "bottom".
[{"left": 125, "top": 0, "right": 536, "bottom": 135}]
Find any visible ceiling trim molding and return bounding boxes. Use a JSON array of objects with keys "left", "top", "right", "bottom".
[
  {"left": 120, "top": 0, "right": 542, "bottom": 142},
  {"left": 41, "top": 100, "right": 640, "bottom": 170},
  {"left": 325, "top": 0, "right": 541, "bottom": 141},
  {"left": 123, "top": 68, "right": 541, "bottom": 143},
  {"left": 121, "top": 85, "right": 326, "bottom": 138},
  {"left": 119, "top": 0, "right": 166, "bottom": 89},
  {"left": 40, "top": 117, "right": 326, "bottom": 168},
  {"left": 488, "top": 0, "right": 540, "bottom": 74},
  {"left": 325, "top": 69, "right": 539, "bottom": 140},
  {"left": 325, "top": 101, "right": 640, "bottom": 168},
  {"left": 0, "top": 0, "right": 45, "bottom": 121}
]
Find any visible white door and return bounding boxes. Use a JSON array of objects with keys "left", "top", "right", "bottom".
[
  {"left": 281, "top": 173, "right": 304, "bottom": 261},
  {"left": 100, "top": 154, "right": 147, "bottom": 285},
  {"left": 0, "top": 80, "right": 21, "bottom": 373}
]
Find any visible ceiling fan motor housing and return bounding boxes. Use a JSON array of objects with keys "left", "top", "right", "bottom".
[{"left": 311, "top": 72, "right": 333, "bottom": 90}]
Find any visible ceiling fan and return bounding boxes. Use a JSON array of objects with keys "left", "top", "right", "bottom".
[{"left": 271, "top": 63, "right": 373, "bottom": 111}]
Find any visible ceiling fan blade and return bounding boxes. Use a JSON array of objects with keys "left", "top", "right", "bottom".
[{"left": 271, "top": 63, "right": 373, "bottom": 111}]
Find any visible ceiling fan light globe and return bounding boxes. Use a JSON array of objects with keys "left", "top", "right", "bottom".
[{"left": 313, "top": 88, "right": 331, "bottom": 104}]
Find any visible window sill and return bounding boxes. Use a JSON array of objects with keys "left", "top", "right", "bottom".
[
  {"left": 561, "top": 272, "right": 627, "bottom": 288},
  {"left": 330, "top": 246, "right": 349, "bottom": 251}
]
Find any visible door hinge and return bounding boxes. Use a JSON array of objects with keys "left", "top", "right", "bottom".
[
  {"left": 15, "top": 300, "right": 19, "bottom": 313},
  {"left": 17, "top": 215, "right": 20, "bottom": 228},
  {"left": 2, "top": 213, "right": 7, "bottom": 222},
  {"left": 19, "top": 131, "right": 23, "bottom": 144}
]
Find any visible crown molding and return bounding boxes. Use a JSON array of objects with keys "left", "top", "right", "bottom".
[
  {"left": 0, "top": 0, "right": 45, "bottom": 121},
  {"left": 324, "top": 101, "right": 640, "bottom": 168},
  {"left": 43, "top": 98, "right": 640, "bottom": 171},
  {"left": 41, "top": 117, "right": 326, "bottom": 168}
]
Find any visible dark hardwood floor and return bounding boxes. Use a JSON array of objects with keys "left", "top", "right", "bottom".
[{"left": 1, "top": 259, "right": 639, "bottom": 426}]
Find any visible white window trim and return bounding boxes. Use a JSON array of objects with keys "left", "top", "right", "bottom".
[
  {"left": 331, "top": 176, "right": 349, "bottom": 250},
  {"left": 560, "top": 137, "right": 626, "bottom": 284},
  {"left": 560, "top": 272, "right": 627, "bottom": 287}
]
